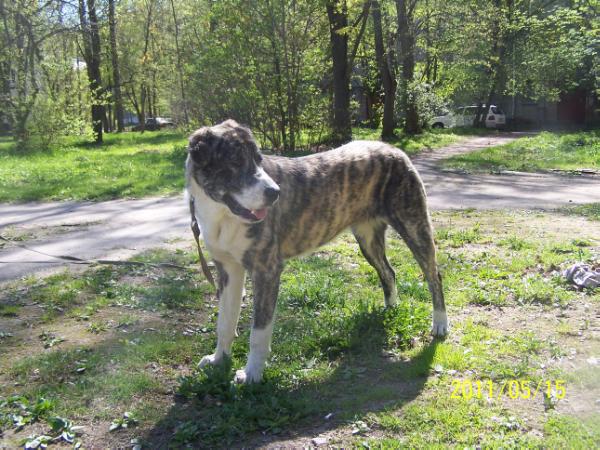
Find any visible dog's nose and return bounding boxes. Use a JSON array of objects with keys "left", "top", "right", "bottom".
[{"left": 264, "top": 186, "right": 280, "bottom": 204}]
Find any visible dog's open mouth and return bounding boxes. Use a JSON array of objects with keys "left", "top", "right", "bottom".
[{"left": 223, "top": 194, "right": 268, "bottom": 222}]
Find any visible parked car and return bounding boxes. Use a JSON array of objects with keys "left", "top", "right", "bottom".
[
  {"left": 430, "top": 105, "right": 506, "bottom": 129},
  {"left": 133, "top": 117, "right": 175, "bottom": 131},
  {"left": 430, "top": 108, "right": 454, "bottom": 128}
]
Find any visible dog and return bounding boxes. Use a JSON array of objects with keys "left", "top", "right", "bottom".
[{"left": 185, "top": 119, "right": 448, "bottom": 384}]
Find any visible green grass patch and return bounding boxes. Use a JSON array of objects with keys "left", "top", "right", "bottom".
[
  {"left": 0, "top": 303, "right": 20, "bottom": 317},
  {"left": 442, "top": 130, "right": 600, "bottom": 173},
  {"left": 0, "top": 249, "right": 215, "bottom": 322},
  {"left": 1, "top": 210, "right": 598, "bottom": 447},
  {"left": 0, "top": 127, "right": 470, "bottom": 202},
  {"left": 0, "top": 131, "right": 188, "bottom": 202},
  {"left": 352, "top": 127, "right": 463, "bottom": 155},
  {"left": 561, "top": 203, "right": 600, "bottom": 221}
]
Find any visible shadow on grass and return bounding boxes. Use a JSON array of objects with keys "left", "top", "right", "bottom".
[
  {"left": 142, "top": 311, "right": 439, "bottom": 448},
  {"left": 1, "top": 244, "right": 435, "bottom": 447}
]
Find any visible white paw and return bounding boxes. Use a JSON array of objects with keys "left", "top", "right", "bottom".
[
  {"left": 234, "top": 368, "right": 263, "bottom": 384},
  {"left": 431, "top": 310, "right": 449, "bottom": 337},
  {"left": 198, "top": 353, "right": 221, "bottom": 368}
]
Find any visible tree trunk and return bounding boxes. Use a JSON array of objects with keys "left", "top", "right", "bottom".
[
  {"left": 372, "top": 0, "right": 397, "bottom": 139},
  {"left": 396, "top": 0, "right": 421, "bottom": 134},
  {"left": 140, "top": 84, "right": 147, "bottom": 133},
  {"left": 476, "top": 0, "right": 509, "bottom": 128},
  {"left": 78, "top": 0, "right": 104, "bottom": 143},
  {"left": 170, "top": 0, "right": 188, "bottom": 124},
  {"left": 267, "top": 2, "right": 288, "bottom": 151},
  {"left": 137, "top": 1, "right": 153, "bottom": 133},
  {"left": 327, "top": 0, "right": 351, "bottom": 144},
  {"left": 108, "top": 0, "right": 124, "bottom": 132}
]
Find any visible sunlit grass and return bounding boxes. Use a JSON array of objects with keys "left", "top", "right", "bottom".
[
  {"left": 0, "top": 127, "right": 473, "bottom": 202},
  {"left": 442, "top": 130, "right": 600, "bottom": 173}
]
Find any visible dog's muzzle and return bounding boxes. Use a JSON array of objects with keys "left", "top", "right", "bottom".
[{"left": 223, "top": 193, "right": 272, "bottom": 222}]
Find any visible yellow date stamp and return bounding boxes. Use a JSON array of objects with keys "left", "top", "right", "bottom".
[{"left": 450, "top": 379, "right": 566, "bottom": 401}]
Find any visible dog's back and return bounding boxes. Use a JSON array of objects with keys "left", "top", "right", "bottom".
[{"left": 259, "top": 141, "right": 425, "bottom": 259}]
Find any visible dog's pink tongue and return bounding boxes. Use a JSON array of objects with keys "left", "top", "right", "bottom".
[{"left": 252, "top": 208, "right": 268, "bottom": 220}]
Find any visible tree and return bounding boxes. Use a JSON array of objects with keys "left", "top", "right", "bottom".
[
  {"left": 170, "top": 0, "right": 189, "bottom": 125},
  {"left": 0, "top": 0, "right": 66, "bottom": 144},
  {"left": 326, "top": 0, "right": 371, "bottom": 144},
  {"left": 1, "top": 0, "right": 597, "bottom": 147},
  {"left": 326, "top": 0, "right": 351, "bottom": 143},
  {"left": 396, "top": 0, "right": 421, "bottom": 134},
  {"left": 78, "top": 0, "right": 105, "bottom": 143},
  {"left": 108, "top": 0, "right": 124, "bottom": 132},
  {"left": 372, "top": 0, "right": 396, "bottom": 138}
]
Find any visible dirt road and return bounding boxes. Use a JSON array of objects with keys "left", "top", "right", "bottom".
[{"left": 1, "top": 132, "right": 599, "bottom": 282}]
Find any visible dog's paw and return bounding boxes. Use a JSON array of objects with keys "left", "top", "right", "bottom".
[
  {"left": 198, "top": 353, "right": 220, "bottom": 368},
  {"left": 234, "top": 368, "right": 262, "bottom": 384},
  {"left": 431, "top": 310, "right": 449, "bottom": 337}
]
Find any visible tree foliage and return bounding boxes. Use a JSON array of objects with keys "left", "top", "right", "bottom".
[{"left": 0, "top": 0, "right": 597, "bottom": 148}]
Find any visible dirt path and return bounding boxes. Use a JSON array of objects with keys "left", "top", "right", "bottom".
[
  {"left": 1, "top": 132, "right": 599, "bottom": 283},
  {"left": 411, "top": 133, "right": 600, "bottom": 210}
]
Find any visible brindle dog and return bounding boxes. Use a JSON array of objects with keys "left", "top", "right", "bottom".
[{"left": 185, "top": 119, "right": 448, "bottom": 383}]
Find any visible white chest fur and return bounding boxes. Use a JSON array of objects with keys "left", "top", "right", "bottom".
[{"left": 186, "top": 180, "right": 251, "bottom": 264}]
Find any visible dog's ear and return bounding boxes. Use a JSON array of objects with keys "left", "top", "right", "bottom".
[{"left": 188, "top": 127, "right": 213, "bottom": 167}]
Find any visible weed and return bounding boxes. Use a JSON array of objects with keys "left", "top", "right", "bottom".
[
  {"left": 86, "top": 321, "right": 108, "bottom": 334},
  {"left": 0, "top": 304, "right": 20, "bottom": 317},
  {"left": 561, "top": 203, "right": 600, "bottom": 221},
  {"left": 110, "top": 412, "right": 138, "bottom": 432}
]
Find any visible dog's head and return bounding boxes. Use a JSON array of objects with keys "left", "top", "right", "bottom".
[{"left": 187, "top": 119, "right": 280, "bottom": 223}]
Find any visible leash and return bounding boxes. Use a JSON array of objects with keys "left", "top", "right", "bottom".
[
  {"left": 0, "top": 234, "right": 186, "bottom": 270},
  {"left": 0, "top": 199, "right": 217, "bottom": 288},
  {"left": 189, "top": 197, "right": 217, "bottom": 289}
]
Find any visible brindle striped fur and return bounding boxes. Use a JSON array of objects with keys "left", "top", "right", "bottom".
[{"left": 186, "top": 120, "right": 448, "bottom": 384}]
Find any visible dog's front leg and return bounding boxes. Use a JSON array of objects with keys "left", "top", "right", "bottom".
[
  {"left": 198, "top": 260, "right": 245, "bottom": 368},
  {"left": 234, "top": 265, "right": 282, "bottom": 384}
]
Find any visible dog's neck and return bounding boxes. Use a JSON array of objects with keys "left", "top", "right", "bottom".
[
  {"left": 186, "top": 177, "right": 229, "bottom": 225},
  {"left": 186, "top": 177, "right": 252, "bottom": 264}
]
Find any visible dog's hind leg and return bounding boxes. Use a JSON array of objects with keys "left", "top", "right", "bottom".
[
  {"left": 234, "top": 264, "right": 283, "bottom": 384},
  {"left": 385, "top": 180, "right": 448, "bottom": 336},
  {"left": 198, "top": 260, "right": 245, "bottom": 368},
  {"left": 352, "top": 220, "right": 398, "bottom": 307}
]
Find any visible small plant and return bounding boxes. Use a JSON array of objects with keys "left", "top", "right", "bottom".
[
  {"left": 0, "top": 304, "right": 20, "bottom": 317},
  {"left": 86, "top": 321, "right": 108, "bottom": 334},
  {"left": 0, "top": 396, "right": 58, "bottom": 433},
  {"left": 173, "top": 421, "right": 201, "bottom": 445},
  {"left": 109, "top": 411, "right": 138, "bottom": 431},
  {"left": 436, "top": 224, "right": 483, "bottom": 248},
  {"left": 0, "top": 331, "right": 13, "bottom": 339},
  {"left": 39, "top": 331, "right": 65, "bottom": 348},
  {"left": 499, "top": 235, "right": 532, "bottom": 251},
  {"left": 117, "top": 314, "right": 137, "bottom": 327}
]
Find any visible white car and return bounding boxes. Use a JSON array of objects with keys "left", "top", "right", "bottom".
[{"left": 431, "top": 105, "right": 506, "bottom": 129}]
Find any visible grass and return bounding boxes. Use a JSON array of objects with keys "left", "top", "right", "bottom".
[
  {"left": 352, "top": 127, "right": 465, "bottom": 155},
  {"left": 561, "top": 203, "right": 600, "bottom": 221},
  {"left": 0, "top": 132, "right": 188, "bottom": 202},
  {"left": 1, "top": 209, "right": 599, "bottom": 447},
  {"left": 0, "top": 127, "right": 471, "bottom": 203},
  {"left": 441, "top": 130, "right": 600, "bottom": 173}
]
